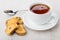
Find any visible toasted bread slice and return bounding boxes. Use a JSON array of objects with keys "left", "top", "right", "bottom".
[
  {"left": 5, "top": 23, "right": 18, "bottom": 35},
  {"left": 16, "top": 25, "right": 26, "bottom": 36},
  {"left": 6, "top": 17, "right": 21, "bottom": 27}
]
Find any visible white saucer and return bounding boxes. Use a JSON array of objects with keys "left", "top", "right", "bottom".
[{"left": 22, "top": 13, "right": 58, "bottom": 30}]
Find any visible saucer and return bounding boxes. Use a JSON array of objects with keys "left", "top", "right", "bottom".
[{"left": 22, "top": 13, "right": 58, "bottom": 30}]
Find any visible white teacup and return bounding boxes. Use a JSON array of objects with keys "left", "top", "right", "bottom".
[{"left": 19, "top": 3, "right": 52, "bottom": 25}]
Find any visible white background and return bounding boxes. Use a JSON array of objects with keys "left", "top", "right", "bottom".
[{"left": 0, "top": 0, "right": 60, "bottom": 40}]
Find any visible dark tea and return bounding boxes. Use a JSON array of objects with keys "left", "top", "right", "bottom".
[{"left": 30, "top": 4, "right": 50, "bottom": 14}]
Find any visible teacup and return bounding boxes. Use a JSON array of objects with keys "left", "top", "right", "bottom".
[{"left": 19, "top": 3, "right": 52, "bottom": 25}]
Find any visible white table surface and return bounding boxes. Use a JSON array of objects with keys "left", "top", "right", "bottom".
[{"left": 0, "top": 0, "right": 60, "bottom": 40}]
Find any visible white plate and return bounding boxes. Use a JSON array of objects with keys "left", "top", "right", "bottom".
[{"left": 22, "top": 13, "right": 58, "bottom": 30}]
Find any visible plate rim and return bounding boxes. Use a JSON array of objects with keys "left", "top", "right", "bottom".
[{"left": 23, "top": 13, "right": 58, "bottom": 30}]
